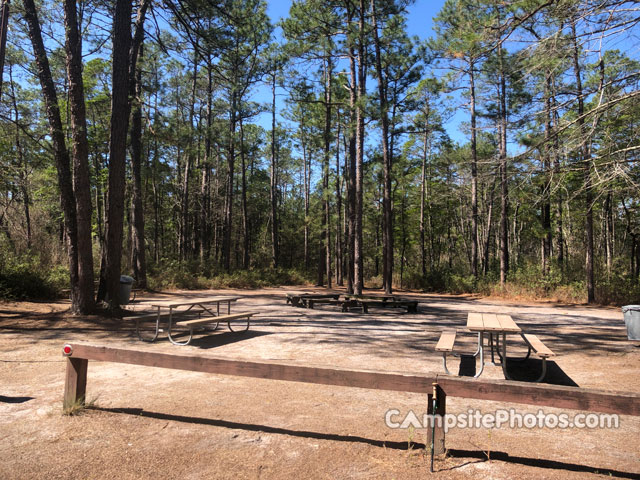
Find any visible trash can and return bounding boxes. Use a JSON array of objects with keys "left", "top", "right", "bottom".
[
  {"left": 119, "top": 275, "right": 134, "bottom": 305},
  {"left": 622, "top": 305, "right": 640, "bottom": 340}
]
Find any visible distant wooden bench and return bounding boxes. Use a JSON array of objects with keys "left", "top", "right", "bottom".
[
  {"left": 521, "top": 333, "right": 556, "bottom": 382},
  {"left": 344, "top": 294, "right": 395, "bottom": 302},
  {"left": 357, "top": 299, "right": 418, "bottom": 313},
  {"left": 435, "top": 330, "right": 457, "bottom": 375},
  {"left": 304, "top": 298, "right": 361, "bottom": 312},
  {"left": 168, "top": 312, "right": 256, "bottom": 346},
  {"left": 306, "top": 298, "right": 340, "bottom": 308},
  {"left": 286, "top": 293, "right": 341, "bottom": 308}
]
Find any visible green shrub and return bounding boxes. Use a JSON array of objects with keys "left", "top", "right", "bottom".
[
  {"left": 445, "top": 274, "right": 476, "bottom": 294},
  {"left": 595, "top": 274, "right": 640, "bottom": 305},
  {"left": 415, "top": 268, "right": 477, "bottom": 293},
  {"left": 207, "top": 268, "right": 310, "bottom": 289},
  {"left": 0, "top": 254, "right": 62, "bottom": 300},
  {"left": 147, "top": 261, "right": 311, "bottom": 290}
]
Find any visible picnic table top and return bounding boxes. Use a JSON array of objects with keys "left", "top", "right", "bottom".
[
  {"left": 147, "top": 296, "right": 241, "bottom": 309},
  {"left": 466, "top": 312, "right": 520, "bottom": 333}
]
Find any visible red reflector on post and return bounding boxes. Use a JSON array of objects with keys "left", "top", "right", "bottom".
[{"left": 62, "top": 345, "right": 73, "bottom": 356}]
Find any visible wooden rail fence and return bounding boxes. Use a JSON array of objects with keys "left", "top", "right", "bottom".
[{"left": 62, "top": 344, "right": 640, "bottom": 455}]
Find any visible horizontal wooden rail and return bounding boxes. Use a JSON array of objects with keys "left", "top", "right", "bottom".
[
  {"left": 64, "top": 343, "right": 436, "bottom": 394},
  {"left": 63, "top": 343, "right": 640, "bottom": 417},
  {"left": 436, "top": 377, "right": 640, "bottom": 416}
]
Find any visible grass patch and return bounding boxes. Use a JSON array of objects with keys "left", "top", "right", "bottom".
[{"left": 63, "top": 395, "right": 99, "bottom": 416}]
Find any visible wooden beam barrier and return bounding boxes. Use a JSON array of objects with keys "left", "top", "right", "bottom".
[
  {"left": 63, "top": 343, "right": 437, "bottom": 395},
  {"left": 436, "top": 376, "right": 640, "bottom": 417},
  {"left": 62, "top": 343, "right": 640, "bottom": 457},
  {"left": 63, "top": 344, "right": 640, "bottom": 417}
]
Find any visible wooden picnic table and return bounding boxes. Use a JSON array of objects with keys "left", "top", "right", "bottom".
[
  {"left": 125, "top": 296, "right": 250, "bottom": 345},
  {"left": 286, "top": 292, "right": 418, "bottom": 313},
  {"left": 148, "top": 295, "right": 240, "bottom": 312},
  {"left": 437, "top": 313, "right": 555, "bottom": 382},
  {"left": 466, "top": 313, "right": 523, "bottom": 378}
]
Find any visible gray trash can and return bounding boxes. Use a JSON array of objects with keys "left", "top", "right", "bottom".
[
  {"left": 119, "top": 275, "right": 134, "bottom": 305},
  {"left": 622, "top": 305, "right": 640, "bottom": 340}
]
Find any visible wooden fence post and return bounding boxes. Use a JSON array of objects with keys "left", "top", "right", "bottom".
[
  {"left": 427, "top": 384, "right": 446, "bottom": 455},
  {"left": 63, "top": 357, "right": 88, "bottom": 411}
]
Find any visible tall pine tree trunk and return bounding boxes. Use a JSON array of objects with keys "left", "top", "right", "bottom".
[
  {"left": 420, "top": 119, "right": 428, "bottom": 279},
  {"left": 64, "top": 0, "right": 95, "bottom": 312},
  {"left": 322, "top": 55, "right": 332, "bottom": 288},
  {"left": 335, "top": 113, "right": 343, "bottom": 286},
  {"left": 98, "top": 0, "right": 133, "bottom": 307},
  {"left": 181, "top": 50, "right": 198, "bottom": 260},
  {"left": 371, "top": 0, "right": 392, "bottom": 294},
  {"left": 24, "top": 0, "right": 92, "bottom": 314},
  {"left": 223, "top": 94, "right": 237, "bottom": 272},
  {"left": 571, "top": 20, "right": 595, "bottom": 303},
  {"left": 353, "top": 0, "right": 367, "bottom": 295},
  {"left": 240, "top": 118, "right": 250, "bottom": 269},
  {"left": 302, "top": 121, "right": 310, "bottom": 270},
  {"left": 541, "top": 75, "right": 553, "bottom": 274},
  {"left": 200, "top": 61, "right": 213, "bottom": 263},
  {"left": 469, "top": 62, "right": 479, "bottom": 279},
  {"left": 346, "top": 7, "right": 357, "bottom": 294},
  {"left": 551, "top": 75, "right": 564, "bottom": 269},
  {"left": 0, "top": 0, "right": 8, "bottom": 100},
  {"left": 9, "top": 65, "right": 32, "bottom": 250},
  {"left": 498, "top": 42, "right": 509, "bottom": 287},
  {"left": 270, "top": 71, "right": 279, "bottom": 269},
  {"left": 130, "top": 45, "right": 147, "bottom": 288}
]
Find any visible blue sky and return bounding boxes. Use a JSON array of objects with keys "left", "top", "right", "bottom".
[
  {"left": 257, "top": 1, "right": 462, "bottom": 142},
  {"left": 266, "top": 0, "right": 444, "bottom": 37}
]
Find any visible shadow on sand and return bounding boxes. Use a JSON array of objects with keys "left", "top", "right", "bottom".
[{"left": 91, "top": 406, "right": 639, "bottom": 478}]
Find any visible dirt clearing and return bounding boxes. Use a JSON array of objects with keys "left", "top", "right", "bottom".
[{"left": 1, "top": 287, "right": 639, "bottom": 479}]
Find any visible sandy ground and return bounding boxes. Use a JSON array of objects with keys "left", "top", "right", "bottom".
[{"left": 1, "top": 286, "right": 639, "bottom": 479}]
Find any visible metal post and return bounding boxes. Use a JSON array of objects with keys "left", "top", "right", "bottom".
[{"left": 430, "top": 382, "right": 437, "bottom": 472}]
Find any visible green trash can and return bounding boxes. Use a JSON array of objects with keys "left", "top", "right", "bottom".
[
  {"left": 119, "top": 275, "right": 134, "bottom": 305},
  {"left": 622, "top": 305, "right": 640, "bottom": 340}
]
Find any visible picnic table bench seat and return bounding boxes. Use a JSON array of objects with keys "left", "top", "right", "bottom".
[
  {"left": 122, "top": 311, "right": 195, "bottom": 324},
  {"left": 520, "top": 333, "right": 555, "bottom": 382},
  {"left": 521, "top": 333, "right": 555, "bottom": 358},
  {"left": 169, "top": 312, "right": 256, "bottom": 346},
  {"left": 435, "top": 330, "right": 457, "bottom": 375},
  {"left": 122, "top": 312, "right": 161, "bottom": 322}
]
